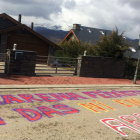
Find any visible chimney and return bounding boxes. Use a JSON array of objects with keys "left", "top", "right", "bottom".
[
  {"left": 18, "top": 14, "right": 21, "bottom": 23},
  {"left": 31, "top": 22, "right": 34, "bottom": 30},
  {"left": 138, "top": 34, "right": 140, "bottom": 47},
  {"left": 73, "top": 24, "right": 81, "bottom": 30}
]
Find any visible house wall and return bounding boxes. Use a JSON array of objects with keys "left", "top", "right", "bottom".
[
  {"left": 7, "top": 33, "right": 49, "bottom": 56},
  {"left": 0, "top": 17, "right": 17, "bottom": 30},
  {"left": 0, "top": 33, "right": 8, "bottom": 53}
]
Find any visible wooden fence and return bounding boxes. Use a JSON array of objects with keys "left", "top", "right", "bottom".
[{"left": 0, "top": 53, "right": 7, "bottom": 74}]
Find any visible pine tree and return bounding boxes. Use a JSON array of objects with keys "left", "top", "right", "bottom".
[{"left": 94, "top": 28, "right": 128, "bottom": 59}]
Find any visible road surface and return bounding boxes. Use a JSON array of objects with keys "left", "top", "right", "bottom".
[{"left": 0, "top": 87, "right": 140, "bottom": 140}]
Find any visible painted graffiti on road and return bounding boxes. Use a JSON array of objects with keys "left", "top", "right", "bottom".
[
  {"left": 0, "top": 90, "right": 140, "bottom": 127},
  {"left": 100, "top": 113, "right": 140, "bottom": 137},
  {"left": 82, "top": 90, "right": 140, "bottom": 98},
  {"left": 78, "top": 100, "right": 115, "bottom": 113},
  {"left": 0, "top": 93, "right": 88, "bottom": 105},
  {"left": 0, "top": 118, "right": 6, "bottom": 125},
  {"left": 13, "top": 104, "right": 79, "bottom": 122},
  {"left": 79, "top": 98, "right": 140, "bottom": 113},
  {"left": 0, "top": 90, "right": 140, "bottom": 106},
  {"left": 112, "top": 98, "right": 140, "bottom": 107}
]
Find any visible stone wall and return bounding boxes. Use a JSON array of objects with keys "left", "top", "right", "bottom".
[
  {"left": 77, "top": 56, "right": 126, "bottom": 78},
  {"left": 0, "top": 33, "right": 7, "bottom": 53},
  {"left": 6, "top": 50, "right": 36, "bottom": 75}
]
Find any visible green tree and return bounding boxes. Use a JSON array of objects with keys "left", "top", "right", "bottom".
[
  {"left": 55, "top": 40, "right": 95, "bottom": 58},
  {"left": 94, "top": 28, "right": 129, "bottom": 59}
]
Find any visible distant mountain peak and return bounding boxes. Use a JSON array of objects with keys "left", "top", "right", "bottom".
[
  {"left": 34, "top": 26, "right": 69, "bottom": 43},
  {"left": 34, "top": 23, "right": 72, "bottom": 31}
]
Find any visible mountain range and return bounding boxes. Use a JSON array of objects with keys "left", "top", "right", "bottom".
[
  {"left": 34, "top": 26, "right": 69, "bottom": 43},
  {"left": 34, "top": 26, "right": 139, "bottom": 44}
]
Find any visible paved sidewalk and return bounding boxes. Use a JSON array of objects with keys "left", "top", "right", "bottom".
[
  {"left": 0, "top": 84, "right": 140, "bottom": 89},
  {"left": 0, "top": 74, "right": 139, "bottom": 85}
]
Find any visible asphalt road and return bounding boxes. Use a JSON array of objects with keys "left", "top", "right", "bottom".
[{"left": 1, "top": 87, "right": 140, "bottom": 140}]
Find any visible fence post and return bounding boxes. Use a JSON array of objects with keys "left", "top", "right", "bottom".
[
  {"left": 77, "top": 56, "right": 82, "bottom": 76},
  {"left": 55, "top": 58, "right": 58, "bottom": 73},
  {"left": 4, "top": 54, "right": 7, "bottom": 74}
]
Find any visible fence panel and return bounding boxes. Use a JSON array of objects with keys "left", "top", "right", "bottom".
[
  {"left": 0, "top": 53, "right": 7, "bottom": 74},
  {"left": 35, "top": 55, "right": 79, "bottom": 76}
]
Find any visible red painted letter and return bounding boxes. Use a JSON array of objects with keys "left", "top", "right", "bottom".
[
  {"left": 133, "top": 113, "right": 140, "bottom": 118},
  {"left": 110, "top": 90, "right": 121, "bottom": 98},
  {"left": 66, "top": 93, "right": 88, "bottom": 100},
  {"left": 49, "top": 93, "right": 73, "bottom": 101},
  {"left": 18, "top": 94, "right": 43, "bottom": 102},
  {"left": 35, "top": 94, "right": 58, "bottom": 102},
  {"left": 37, "top": 106, "right": 64, "bottom": 118},
  {"left": 100, "top": 118, "right": 140, "bottom": 136},
  {"left": 97, "top": 91, "right": 113, "bottom": 98},
  {"left": 1, "top": 95, "right": 25, "bottom": 104},
  {"left": 53, "top": 104, "right": 79, "bottom": 114},
  {"left": 119, "top": 115, "right": 140, "bottom": 128},
  {"left": 0, "top": 118, "right": 6, "bottom": 125},
  {"left": 82, "top": 91, "right": 98, "bottom": 98},
  {"left": 13, "top": 108, "right": 42, "bottom": 122}
]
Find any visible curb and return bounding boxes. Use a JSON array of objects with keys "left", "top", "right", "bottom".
[{"left": 0, "top": 84, "right": 140, "bottom": 89}]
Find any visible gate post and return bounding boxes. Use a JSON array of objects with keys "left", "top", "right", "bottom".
[
  {"left": 6, "top": 49, "right": 37, "bottom": 75},
  {"left": 77, "top": 56, "right": 82, "bottom": 76},
  {"left": 55, "top": 58, "right": 58, "bottom": 73},
  {"left": 4, "top": 54, "right": 7, "bottom": 74}
]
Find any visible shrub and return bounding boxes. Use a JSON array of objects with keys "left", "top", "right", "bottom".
[{"left": 55, "top": 40, "right": 96, "bottom": 58}]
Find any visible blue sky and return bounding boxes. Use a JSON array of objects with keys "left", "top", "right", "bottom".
[{"left": 0, "top": 0, "right": 140, "bottom": 39}]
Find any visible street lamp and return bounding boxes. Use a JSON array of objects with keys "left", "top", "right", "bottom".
[
  {"left": 133, "top": 50, "right": 140, "bottom": 84},
  {"left": 133, "top": 35, "right": 140, "bottom": 84}
]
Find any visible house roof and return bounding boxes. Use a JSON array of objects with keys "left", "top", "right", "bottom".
[
  {"left": 0, "top": 13, "right": 61, "bottom": 50},
  {"left": 63, "top": 26, "right": 112, "bottom": 44},
  {"left": 73, "top": 26, "right": 113, "bottom": 44},
  {"left": 0, "top": 13, "right": 20, "bottom": 25}
]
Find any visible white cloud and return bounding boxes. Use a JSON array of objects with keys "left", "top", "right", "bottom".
[{"left": 0, "top": 0, "right": 140, "bottom": 39}]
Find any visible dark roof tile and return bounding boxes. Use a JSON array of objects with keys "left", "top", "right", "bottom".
[{"left": 73, "top": 26, "right": 112, "bottom": 44}]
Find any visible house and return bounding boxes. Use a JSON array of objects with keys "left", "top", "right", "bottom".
[
  {"left": 62, "top": 24, "right": 140, "bottom": 59},
  {"left": 62, "top": 24, "right": 112, "bottom": 44},
  {"left": 0, "top": 13, "right": 61, "bottom": 56}
]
